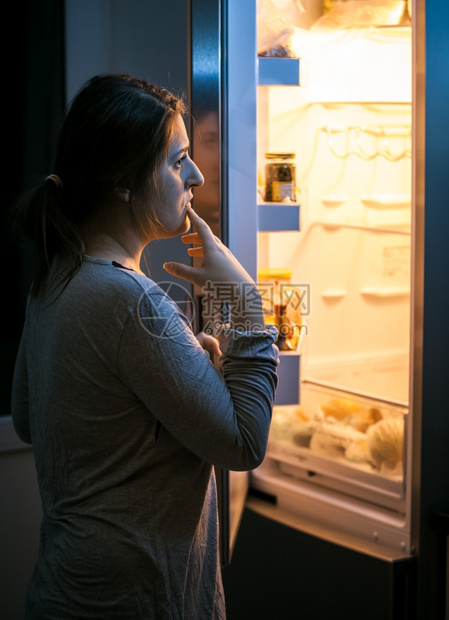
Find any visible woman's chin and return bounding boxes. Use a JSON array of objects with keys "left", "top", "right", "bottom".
[
  {"left": 158, "top": 215, "right": 191, "bottom": 239},
  {"left": 177, "top": 214, "right": 191, "bottom": 236}
]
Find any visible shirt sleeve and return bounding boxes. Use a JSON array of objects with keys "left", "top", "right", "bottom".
[{"left": 116, "top": 286, "right": 279, "bottom": 471}]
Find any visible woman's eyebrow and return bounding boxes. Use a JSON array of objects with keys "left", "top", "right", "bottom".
[{"left": 172, "top": 144, "right": 190, "bottom": 159}]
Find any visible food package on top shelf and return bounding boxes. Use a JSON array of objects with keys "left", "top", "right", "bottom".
[
  {"left": 270, "top": 0, "right": 306, "bottom": 28},
  {"left": 257, "top": 0, "right": 296, "bottom": 57},
  {"left": 311, "top": 0, "right": 409, "bottom": 31}
]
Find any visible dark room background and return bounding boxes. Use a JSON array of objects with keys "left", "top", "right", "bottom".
[
  {"left": 3, "top": 0, "right": 65, "bottom": 414},
  {"left": 1, "top": 3, "right": 189, "bottom": 616}
]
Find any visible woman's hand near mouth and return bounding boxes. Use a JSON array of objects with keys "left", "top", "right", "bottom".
[{"left": 163, "top": 207, "right": 265, "bottom": 329}]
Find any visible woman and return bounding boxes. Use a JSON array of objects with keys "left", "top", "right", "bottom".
[{"left": 12, "top": 74, "right": 278, "bottom": 619}]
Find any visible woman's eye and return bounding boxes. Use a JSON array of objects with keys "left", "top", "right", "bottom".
[{"left": 175, "top": 153, "right": 188, "bottom": 168}]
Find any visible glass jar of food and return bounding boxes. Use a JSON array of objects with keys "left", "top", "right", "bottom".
[
  {"left": 264, "top": 153, "right": 296, "bottom": 202},
  {"left": 273, "top": 304, "right": 295, "bottom": 351},
  {"left": 258, "top": 268, "right": 302, "bottom": 350}
]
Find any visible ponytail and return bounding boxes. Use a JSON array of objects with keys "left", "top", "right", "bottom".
[{"left": 14, "top": 175, "right": 84, "bottom": 298}]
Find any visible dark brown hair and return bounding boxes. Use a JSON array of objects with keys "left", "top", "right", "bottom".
[{"left": 15, "top": 73, "right": 186, "bottom": 298}]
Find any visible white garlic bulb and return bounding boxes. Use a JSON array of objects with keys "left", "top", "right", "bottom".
[{"left": 367, "top": 418, "right": 404, "bottom": 470}]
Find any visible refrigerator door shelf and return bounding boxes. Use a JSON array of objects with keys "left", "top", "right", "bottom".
[
  {"left": 258, "top": 202, "right": 300, "bottom": 231},
  {"left": 257, "top": 57, "right": 301, "bottom": 86}
]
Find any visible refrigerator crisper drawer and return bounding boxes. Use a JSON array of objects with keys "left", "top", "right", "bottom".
[{"left": 262, "top": 381, "right": 408, "bottom": 513}]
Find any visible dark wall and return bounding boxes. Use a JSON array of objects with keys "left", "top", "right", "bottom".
[{"left": 2, "top": 0, "right": 65, "bottom": 414}]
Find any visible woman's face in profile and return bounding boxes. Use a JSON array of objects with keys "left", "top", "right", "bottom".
[{"left": 151, "top": 115, "right": 204, "bottom": 239}]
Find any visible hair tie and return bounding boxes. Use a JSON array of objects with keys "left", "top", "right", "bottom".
[{"left": 46, "top": 174, "right": 63, "bottom": 189}]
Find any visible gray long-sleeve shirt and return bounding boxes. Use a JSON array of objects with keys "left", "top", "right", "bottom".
[{"left": 11, "top": 255, "right": 278, "bottom": 619}]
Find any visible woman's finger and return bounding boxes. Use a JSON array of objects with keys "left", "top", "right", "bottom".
[
  {"left": 163, "top": 261, "right": 201, "bottom": 285},
  {"left": 195, "top": 332, "right": 222, "bottom": 357},
  {"left": 187, "top": 247, "right": 204, "bottom": 257},
  {"left": 185, "top": 208, "right": 215, "bottom": 249},
  {"left": 181, "top": 232, "right": 200, "bottom": 245}
]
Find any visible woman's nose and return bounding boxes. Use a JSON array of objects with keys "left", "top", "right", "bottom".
[{"left": 187, "top": 158, "right": 204, "bottom": 188}]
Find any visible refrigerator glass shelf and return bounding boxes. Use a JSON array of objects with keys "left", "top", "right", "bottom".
[
  {"left": 361, "top": 195, "right": 411, "bottom": 208},
  {"left": 317, "top": 220, "right": 411, "bottom": 235},
  {"left": 321, "top": 289, "right": 348, "bottom": 299},
  {"left": 359, "top": 287, "right": 410, "bottom": 298},
  {"left": 303, "top": 353, "right": 410, "bottom": 406},
  {"left": 321, "top": 196, "right": 347, "bottom": 207}
]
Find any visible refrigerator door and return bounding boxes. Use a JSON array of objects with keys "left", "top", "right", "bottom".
[
  {"left": 189, "top": 0, "right": 222, "bottom": 239},
  {"left": 189, "top": 0, "right": 258, "bottom": 564},
  {"left": 215, "top": 469, "right": 250, "bottom": 565}
]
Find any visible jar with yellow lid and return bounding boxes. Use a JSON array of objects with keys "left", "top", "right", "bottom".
[{"left": 264, "top": 153, "right": 296, "bottom": 202}]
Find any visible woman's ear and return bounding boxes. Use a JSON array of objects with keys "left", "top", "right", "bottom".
[{"left": 117, "top": 188, "right": 130, "bottom": 202}]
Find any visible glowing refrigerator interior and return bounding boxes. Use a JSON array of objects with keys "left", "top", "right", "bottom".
[{"left": 251, "top": 7, "right": 414, "bottom": 558}]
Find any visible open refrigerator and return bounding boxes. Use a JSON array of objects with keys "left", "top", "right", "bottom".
[
  {"left": 250, "top": 0, "right": 414, "bottom": 556},
  {"left": 190, "top": 0, "right": 448, "bottom": 615}
]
